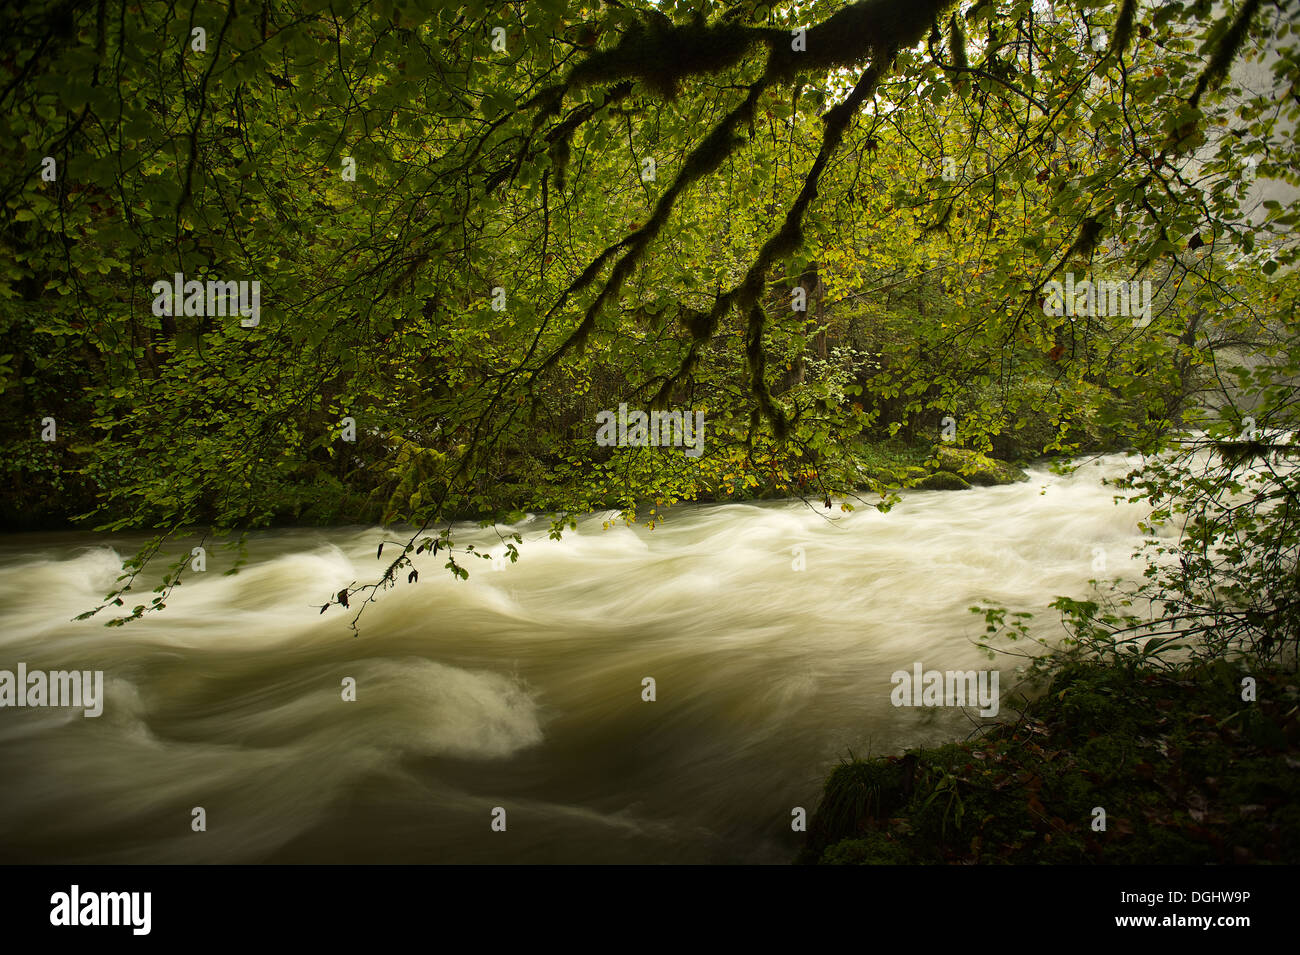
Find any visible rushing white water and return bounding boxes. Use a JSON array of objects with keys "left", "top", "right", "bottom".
[{"left": 0, "top": 452, "right": 1171, "bottom": 863}]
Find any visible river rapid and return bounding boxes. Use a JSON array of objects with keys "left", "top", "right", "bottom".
[{"left": 0, "top": 452, "right": 1166, "bottom": 863}]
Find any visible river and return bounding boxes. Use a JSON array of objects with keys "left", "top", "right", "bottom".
[{"left": 0, "top": 452, "right": 1165, "bottom": 863}]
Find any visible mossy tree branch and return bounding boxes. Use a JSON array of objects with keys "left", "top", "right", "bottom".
[{"left": 525, "top": 0, "right": 956, "bottom": 434}]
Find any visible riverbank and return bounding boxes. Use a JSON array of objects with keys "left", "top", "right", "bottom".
[
  {"left": 0, "top": 433, "right": 1043, "bottom": 532},
  {"left": 798, "top": 660, "right": 1300, "bottom": 864}
]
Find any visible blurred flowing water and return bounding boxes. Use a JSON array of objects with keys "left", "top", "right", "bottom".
[{"left": 0, "top": 453, "right": 1167, "bottom": 863}]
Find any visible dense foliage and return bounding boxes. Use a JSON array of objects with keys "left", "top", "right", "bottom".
[{"left": 1, "top": 0, "right": 1297, "bottom": 639}]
